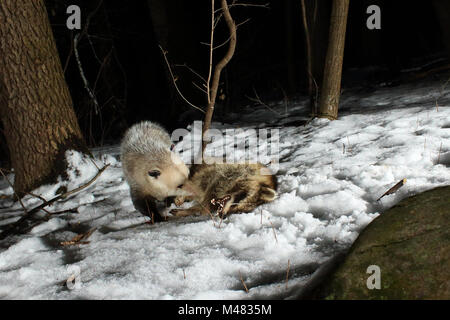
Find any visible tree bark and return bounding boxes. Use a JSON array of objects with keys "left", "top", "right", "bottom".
[
  {"left": 0, "top": 0, "right": 87, "bottom": 196},
  {"left": 432, "top": 0, "right": 450, "bottom": 59},
  {"left": 202, "top": 0, "right": 236, "bottom": 155},
  {"left": 307, "top": 0, "right": 330, "bottom": 92},
  {"left": 285, "top": 0, "right": 296, "bottom": 94},
  {"left": 300, "top": 0, "right": 315, "bottom": 113},
  {"left": 317, "top": 0, "right": 349, "bottom": 120}
]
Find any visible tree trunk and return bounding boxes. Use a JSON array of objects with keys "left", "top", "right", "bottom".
[
  {"left": 300, "top": 0, "right": 315, "bottom": 113},
  {"left": 432, "top": 0, "right": 450, "bottom": 59},
  {"left": 308, "top": 0, "right": 330, "bottom": 93},
  {"left": 0, "top": 0, "right": 87, "bottom": 196},
  {"left": 285, "top": 0, "right": 296, "bottom": 94},
  {"left": 201, "top": 0, "right": 236, "bottom": 155},
  {"left": 300, "top": 0, "right": 331, "bottom": 116},
  {"left": 317, "top": 0, "right": 349, "bottom": 120}
]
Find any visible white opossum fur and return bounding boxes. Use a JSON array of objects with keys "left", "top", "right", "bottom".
[{"left": 121, "top": 121, "right": 191, "bottom": 221}]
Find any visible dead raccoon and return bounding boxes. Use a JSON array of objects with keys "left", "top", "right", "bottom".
[
  {"left": 121, "top": 121, "right": 191, "bottom": 221},
  {"left": 171, "top": 162, "right": 277, "bottom": 218}
]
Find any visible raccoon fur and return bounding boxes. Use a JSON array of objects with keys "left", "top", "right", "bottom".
[
  {"left": 121, "top": 121, "right": 191, "bottom": 221},
  {"left": 171, "top": 162, "right": 277, "bottom": 218}
]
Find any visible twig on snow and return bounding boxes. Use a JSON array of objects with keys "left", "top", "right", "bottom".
[
  {"left": 0, "top": 164, "right": 110, "bottom": 240},
  {"left": 376, "top": 178, "right": 407, "bottom": 202}
]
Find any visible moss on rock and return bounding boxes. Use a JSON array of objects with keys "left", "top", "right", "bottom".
[{"left": 310, "top": 186, "right": 450, "bottom": 300}]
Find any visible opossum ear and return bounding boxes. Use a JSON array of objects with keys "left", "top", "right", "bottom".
[
  {"left": 260, "top": 187, "right": 277, "bottom": 202},
  {"left": 148, "top": 170, "right": 161, "bottom": 178}
]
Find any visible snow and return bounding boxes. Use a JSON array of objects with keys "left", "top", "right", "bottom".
[{"left": 0, "top": 80, "right": 449, "bottom": 299}]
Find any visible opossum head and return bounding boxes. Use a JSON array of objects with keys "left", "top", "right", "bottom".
[{"left": 123, "top": 150, "right": 191, "bottom": 201}]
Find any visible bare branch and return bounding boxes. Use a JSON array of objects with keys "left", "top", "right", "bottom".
[
  {"left": 202, "top": 0, "right": 237, "bottom": 154},
  {"left": 230, "top": 2, "right": 269, "bottom": 9},
  {"left": 376, "top": 178, "right": 407, "bottom": 201},
  {"left": 0, "top": 168, "right": 27, "bottom": 214},
  {"left": 74, "top": 33, "right": 100, "bottom": 114},
  {"left": 60, "top": 228, "right": 96, "bottom": 246},
  {"left": 245, "top": 87, "right": 280, "bottom": 115},
  {"left": 285, "top": 259, "right": 291, "bottom": 289},
  {"left": 192, "top": 81, "right": 208, "bottom": 95},
  {"left": 215, "top": 1, "right": 269, "bottom": 13},
  {"left": 174, "top": 63, "right": 207, "bottom": 84},
  {"left": 214, "top": 12, "right": 223, "bottom": 29},
  {"left": 0, "top": 164, "right": 110, "bottom": 240},
  {"left": 63, "top": 31, "right": 74, "bottom": 74},
  {"left": 206, "top": 0, "right": 216, "bottom": 105},
  {"left": 239, "top": 271, "right": 249, "bottom": 293},
  {"left": 71, "top": 0, "right": 104, "bottom": 114},
  {"left": 159, "top": 45, "right": 205, "bottom": 114},
  {"left": 301, "top": 0, "right": 317, "bottom": 114},
  {"left": 213, "top": 18, "right": 251, "bottom": 50},
  {"left": 92, "top": 48, "right": 113, "bottom": 93}
]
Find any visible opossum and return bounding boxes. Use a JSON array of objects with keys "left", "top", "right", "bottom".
[
  {"left": 121, "top": 121, "right": 191, "bottom": 221},
  {"left": 171, "top": 162, "right": 277, "bottom": 218}
]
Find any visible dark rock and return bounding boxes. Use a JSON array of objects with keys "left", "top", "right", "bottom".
[{"left": 305, "top": 186, "right": 450, "bottom": 300}]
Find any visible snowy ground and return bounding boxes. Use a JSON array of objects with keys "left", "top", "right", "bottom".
[{"left": 0, "top": 80, "right": 449, "bottom": 299}]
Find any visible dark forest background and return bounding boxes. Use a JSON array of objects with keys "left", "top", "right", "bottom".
[{"left": 1, "top": 0, "right": 449, "bottom": 164}]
